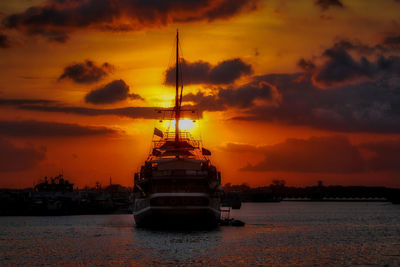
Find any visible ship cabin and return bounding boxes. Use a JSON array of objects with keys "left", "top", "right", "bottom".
[{"left": 134, "top": 130, "right": 221, "bottom": 196}]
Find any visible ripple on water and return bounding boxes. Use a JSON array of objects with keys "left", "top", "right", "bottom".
[{"left": 0, "top": 202, "right": 399, "bottom": 266}]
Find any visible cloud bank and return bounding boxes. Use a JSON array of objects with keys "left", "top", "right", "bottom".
[
  {"left": 184, "top": 80, "right": 280, "bottom": 111},
  {"left": 0, "top": 120, "right": 119, "bottom": 137},
  {"left": 0, "top": 98, "right": 164, "bottom": 119},
  {"left": 2, "top": 0, "right": 259, "bottom": 42},
  {"left": 185, "top": 38, "right": 400, "bottom": 134},
  {"left": 223, "top": 136, "right": 400, "bottom": 174}
]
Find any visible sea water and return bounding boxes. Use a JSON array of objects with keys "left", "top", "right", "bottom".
[{"left": 0, "top": 202, "right": 399, "bottom": 266}]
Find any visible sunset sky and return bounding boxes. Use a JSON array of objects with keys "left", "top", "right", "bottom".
[{"left": 1, "top": 0, "right": 400, "bottom": 188}]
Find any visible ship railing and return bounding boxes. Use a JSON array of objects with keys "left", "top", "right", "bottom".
[
  {"left": 163, "top": 131, "right": 194, "bottom": 140},
  {"left": 152, "top": 132, "right": 201, "bottom": 149},
  {"left": 152, "top": 141, "right": 200, "bottom": 150}
]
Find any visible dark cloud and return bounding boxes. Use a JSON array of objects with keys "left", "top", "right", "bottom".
[
  {"left": 2, "top": 0, "right": 259, "bottom": 42},
  {"left": 315, "top": 0, "right": 344, "bottom": 10},
  {"left": 376, "top": 54, "right": 400, "bottom": 74},
  {"left": 166, "top": 38, "right": 400, "bottom": 133},
  {"left": 240, "top": 136, "right": 364, "bottom": 173},
  {"left": 166, "top": 59, "right": 210, "bottom": 85},
  {"left": 0, "top": 33, "right": 11, "bottom": 48},
  {"left": 297, "top": 58, "right": 316, "bottom": 72},
  {"left": 0, "top": 120, "right": 119, "bottom": 137},
  {"left": 225, "top": 136, "right": 400, "bottom": 174},
  {"left": 184, "top": 91, "right": 224, "bottom": 112},
  {"left": 382, "top": 35, "right": 400, "bottom": 50},
  {"left": 201, "top": 0, "right": 258, "bottom": 21},
  {"left": 184, "top": 80, "right": 279, "bottom": 111},
  {"left": 0, "top": 137, "right": 46, "bottom": 172},
  {"left": 0, "top": 98, "right": 55, "bottom": 106},
  {"left": 59, "top": 60, "right": 113, "bottom": 84},
  {"left": 217, "top": 81, "right": 278, "bottom": 108},
  {"left": 310, "top": 37, "right": 400, "bottom": 61},
  {"left": 313, "top": 47, "right": 373, "bottom": 87},
  {"left": 231, "top": 72, "right": 400, "bottom": 133},
  {"left": 208, "top": 58, "right": 253, "bottom": 84},
  {"left": 297, "top": 39, "right": 400, "bottom": 88},
  {"left": 0, "top": 98, "right": 163, "bottom": 119},
  {"left": 331, "top": 39, "right": 385, "bottom": 55},
  {"left": 330, "top": 36, "right": 400, "bottom": 55},
  {"left": 85, "top": 79, "right": 144, "bottom": 104},
  {"left": 164, "top": 58, "right": 253, "bottom": 86},
  {"left": 21, "top": 105, "right": 160, "bottom": 119}
]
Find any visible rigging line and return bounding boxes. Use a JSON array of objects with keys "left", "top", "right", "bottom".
[
  {"left": 167, "top": 33, "right": 176, "bottom": 81},
  {"left": 159, "top": 32, "right": 176, "bottom": 122},
  {"left": 175, "top": 30, "right": 179, "bottom": 111},
  {"left": 178, "top": 34, "right": 184, "bottom": 108},
  {"left": 175, "top": 30, "right": 180, "bottom": 145},
  {"left": 168, "top": 32, "right": 178, "bottom": 115}
]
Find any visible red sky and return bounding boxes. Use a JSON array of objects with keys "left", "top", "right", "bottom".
[{"left": 1, "top": 0, "right": 400, "bottom": 188}]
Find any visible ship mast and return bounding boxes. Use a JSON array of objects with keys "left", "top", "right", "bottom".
[{"left": 175, "top": 30, "right": 181, "bottom": 146}]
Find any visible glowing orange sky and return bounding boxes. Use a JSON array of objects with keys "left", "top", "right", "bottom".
[{"left": 1, "top": 0, "right": 400, "bottom": 188}]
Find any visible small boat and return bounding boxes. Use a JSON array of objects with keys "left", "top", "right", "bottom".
[{"left": 133, "top": 31, "right": 223, "bottom": 228}]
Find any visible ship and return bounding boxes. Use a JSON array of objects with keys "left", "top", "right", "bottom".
[
  {"left": 31, "top": 174, "right": 76, "bottom": 215},
  {"left": 34, "top": 174, "right": 74, "bottom": 193},
  {"left": 133, "top": 31, "right": 223, "bottom": 228}
]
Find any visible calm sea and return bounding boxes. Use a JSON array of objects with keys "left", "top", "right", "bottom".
[{"left": 1, "top": 202, "right": 399, "bottom": 266}]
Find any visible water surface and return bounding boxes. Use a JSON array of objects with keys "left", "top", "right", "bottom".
[{"left": 1, "top": 202, "right": 399, "bottom": 266}]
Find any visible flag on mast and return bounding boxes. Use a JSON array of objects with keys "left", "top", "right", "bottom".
[{"left": 154, "top": 127, "right": 163, "bottom": 138}]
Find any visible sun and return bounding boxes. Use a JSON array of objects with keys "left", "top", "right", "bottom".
[
  {"left": 179, "top": 119, "right": 195, "bottom": 130},
  {"left": 170, "top": 119, "right": 195, "bottom": 131}
]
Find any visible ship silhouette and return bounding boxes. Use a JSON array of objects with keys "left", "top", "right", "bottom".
[{"left": 133, "top": 31, "right": 223, "bottom": 228}]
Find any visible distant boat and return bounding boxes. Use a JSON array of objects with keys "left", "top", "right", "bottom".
[
  {"left": 32, "top": 174, "right": 75, "bottom": 214},
  {"left": 34, "top": 174, "right": 74, "bottom": 193},
  {"left": 133, "top": 31, "right": 223, "bottom": 228}
]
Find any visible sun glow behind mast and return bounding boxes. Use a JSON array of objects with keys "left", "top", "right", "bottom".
[{"left": 151, "top": 30, "right": 207, "bottom": 158}]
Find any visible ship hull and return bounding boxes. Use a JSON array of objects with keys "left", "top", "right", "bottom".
[{"left": 133, "top": 193, "right": 220, "bottom": 228}]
